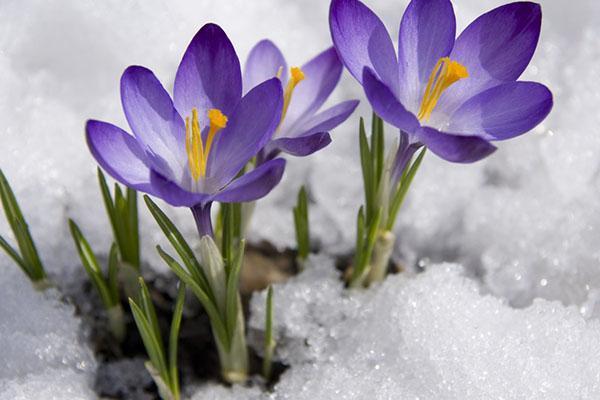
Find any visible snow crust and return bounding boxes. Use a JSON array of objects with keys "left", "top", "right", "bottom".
[
  {"left": 0, "top": 263, "right": 96, "bottom": 399},
  {"left": 240, "top": 258, "right": 600, "bottom": 399}
]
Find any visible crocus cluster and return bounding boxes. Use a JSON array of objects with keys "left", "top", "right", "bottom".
[
  {"left": 72, "top": 0, "right": 555, "bottom": 390},
  {"left": 87, "top": 23, "right": 356, "bottom": 237}
]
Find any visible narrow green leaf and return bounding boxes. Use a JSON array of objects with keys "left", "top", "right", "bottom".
[
  {"left": 352, "top": 206, "right": 366, "bottom": 275},
  {"left": 351, "top": 208, "right": 382, "bottom": 286},
  {"left": 126, "top": 188, "right": 140, "bottom": 265},
  {"left": 0, "top": 169, "right": 45, "bottom": 281},
  {"left": 69, "top": 219, "right": 113, "bottom": 308},
  {"left": 225, "top": 240, "right": 245, "bottom": 342},
  {"left": 129, "top": 298, "right": 169, "bottom": 382},
  {"left": 168, "top": 283, "right": 186, "bottom": 399},
  {"left": 359, "top": 118, "right": 374, "bottom": 225},
  {"left": 144, "top": 196, "right": 211, "bottom": 293},
  {"left": 97, "top": 169, "right": 116, "bottom": 222},
  {"left": 373, "top": 114, "right": 385, "bottom": 191},
  {"left": 156, "top": 246, "right": 230, "bottom": 349},
  {"left": 0, "top": 234, "right": 27, "bottom": 272},
  {"left": 221, "top": 203, "right": 233, "bottom": 269},
  {"left": 262, "top": 285, "right": 275, "bottom": 380},
  {"left": 107, "top": 242, "right": 120, "bottom": 305},
  {"left": 138, "top": 277, "right": 164, "bottom": 355},
  {"left": 386, "top": 148, "right": 426, "bottom": 231},
  {"left": 293, "top": 186, "right": 310, "bottom": 261}
]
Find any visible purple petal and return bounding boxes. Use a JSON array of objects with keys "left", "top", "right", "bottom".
[
  {"left": 211, "top": 158, "right": 286, "bottom": 203},
  {"left": 268, "top": 132, "right": 332, "bottom": 157},
  {"left": 329, "top": 0, "right": 397, "bottom": 87},
  {"left": 120, "top": 66, "right": 186, "bottom": 181},
  {"left": 397, "top": 0, "right": 456, "bottom": 111},
  {"left": 447, "top": 2, "right": 541, "bottom": 103},
  {"left": 416, "top": 126, "right": 496, "bottom": 163},
  {"left": 292, "top": 100, "right": 359, "bottom": 138},
  {"left": 207, "top": 78, "right": 283, "bottom": 186},
  {"left": 243, "top": 39, "right": 287, "bottom": 94},
  {"left": 149, "top": 171, "right": 208, "bottom": 208},
  {"left": 173, "top": 23, "right": 242, "bottom": 125},
  {"left": 281, "top": 47, "right": 344, "bottom": 130},
  {"left": 449, "top": 81, "right": 552, "bottom": 140},
  {"left": 86, "top": 120, "right": 155, "bottom": 193},
  {"left": 362, "top": 68, "right": 420, "bottom": 132}
]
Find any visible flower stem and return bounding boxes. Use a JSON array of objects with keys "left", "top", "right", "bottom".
[
  {"left": 191, "top": 202, "right": 214, "bottom": 238},
  {"left": 365, "top": 230, "right": 395, "bottom": 285}
]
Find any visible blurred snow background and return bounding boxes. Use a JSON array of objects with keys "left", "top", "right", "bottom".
[{"left": 1, "top": 0, "right": 600, "bottom": 398}]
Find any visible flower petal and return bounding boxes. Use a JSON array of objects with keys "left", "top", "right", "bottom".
[
  {"left": 268, "top": 132, "right": 332, "bottom": 157},
  {"left": 281, "top": 47, "right": 344, "bottom": 130},
  {"left": 329, "top": 0, "right": 397, "bottom": 88},
  {"left": 212, "top": 158, "right": 286, "bottom": 203},
  {"left": 86, "top": 120, "right": 155, "bottom": 193},
  {"left": 120, "top": 65, "right": 186, "bottom": 181},
  {"left": 449, "top": 81, "right": 552, "bottom": 140},
  {"left": 207, "top": 78, "right": 283, "bottom": 186},
  {"left": 416, "top": 126, "right": 496, "bottom": 163},
  {"left": 443, "top": 1, "right": 542, "bottom": 110},
  {"left": 397, "top": 0, "right": 456, "bottom": 111},
  {"left": 293, "top": 100, "right": 359, "bottom": 138},
  {"left": 363, "top": 68, "right": 420, "bottom": 132},
  {"left": 243, "top": 39, "right": 287, "bottom": 94},
  {"left": 173, "top": 23, "right": 242, "bottom": 125},
  {"left": 149, "top": 171, "right": 208, "bottom": 208}
]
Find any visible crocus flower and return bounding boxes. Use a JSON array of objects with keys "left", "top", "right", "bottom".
[
  {"left": 242, "top": 40, "right": 360, "bottom": 162},
  {"left": 86, "top": 24, "right": 285, "bottom": 236},
  {"left": 330, "top": 0, "right": 553, "bottom": 178}
]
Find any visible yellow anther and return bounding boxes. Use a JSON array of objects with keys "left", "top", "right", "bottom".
[
  {"left": 208, "top": 108, "right": 228, "bottom": 130},
  {"left": 418, "top": 57, "right": 468, "bottom": 122},
  {"left": 280, "top": 66, "right": 306, "bottom": 126},
  {"left": 290, "top": 67, "right": 305, "bottom": 85},
  {"left": 185, "top": 107, "right": 228, "bottom": 181}
]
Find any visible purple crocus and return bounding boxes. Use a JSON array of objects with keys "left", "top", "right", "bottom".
[
  {"left": 330, "top": 0, "right": 553, "bottom": 177},
  {"left": 242, "top": 40, "right": 360, "bottom": 162},
  {"left": 86, "top": 24, "right": 285, "bottom": 237}
]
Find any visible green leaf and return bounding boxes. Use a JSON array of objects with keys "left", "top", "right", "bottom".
[
  {"left": 144, "top": 196, "right": 211, "bottom": 294},
  {"left": 262, "top": 285, "right": 275, "bottom": 380},
  {"left": 69, "top": 219, "right": 114, "bottom": 308},
  {"left": 221, "top": 203, "right": 234, "bottom": 270},
  {"left": 359, "top": 118, "right": 374, "bottom": 225},
  {"left": 138, "top": 277, "right": 164, "bottom": 356},
  {"left": 352, "top": 206, "right": 366, "bottom": 275},
  {"left": 168, "top": 283, "right": 186, "bottom": 399},
  {"left": 225, "top": 240, "right": 245, "bottom": 343},
  {"left": 0, "top": 234, "right": 27, "bottom": 271},
  {"left": 126, "top": 188, "right": 140, "bottom": 268},
  {"left": 386, "top": 148, "right": 426, "bottom": 231},
  {"left": 107, "top": 242, "right": 120, "bottom": 305},
  {"left": 371, "top": 113, "right": 385, "bottom": 191},
  {"left": 156, "top": 246, "right": 230, "bottom": 349},
  {"left": 293, "top": 186, "right": 310, "bottom": 261},
  {"left": 350, "top": 208, "right": 382, "bottom": 287},
  {"left": 129, "top": 298, "right": 169, "bottom": 383},
  {"left": 0, "top": 169, "right": 46, "bottom": 282}
]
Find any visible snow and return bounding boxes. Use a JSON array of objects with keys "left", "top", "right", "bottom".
[
  {"left": 1, "top": 0, "right": 600, "bottom": 398},
  {"left": 242, "top": 259, "right": 600, "bottom": 399},
  {"left": 0, "top": 263, "right": 96, "bottom": 399}
]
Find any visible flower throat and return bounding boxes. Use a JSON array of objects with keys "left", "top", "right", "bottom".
[{"left": 185, "top": 108, "right": 228, "bottom": 181}]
